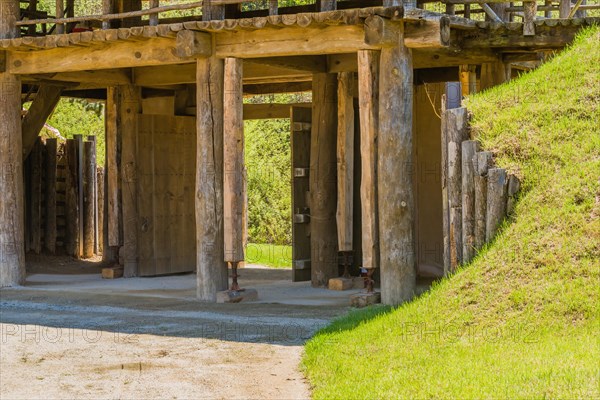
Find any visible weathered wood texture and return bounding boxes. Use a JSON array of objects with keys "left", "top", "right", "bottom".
[
  {"left": 223, "top": 57, "right": 245, "bottom": 263},
  {"left": 291, "top": 106, "right": 312, "bottom": 282},
  {"left": 119, "top": 85, "right": 141, "bottom": 276},
  {"left": 378, "top": 35, "right": 416, "bottom": 305},
  {"left": 486, "top": 167, "right": 508, "bottom": 241},
  {"left": 22, "top": 84, "right": 63, "bottom": 158},
  {"left": 44, "top": 138, "right": 58, "bottom": 253},
  {"left": 523, "top": 2, "right": 537, "bottom": 36},
  {"left": 310, "top": 73, "right": 338, "bottom": 287},
  {"left": 474, "top": 151, "right": 492, "bottom": 250},
  {"left": 97, "top": 167, "right": 105, "bottom": 255},
  {"left": 441, "top": 94, "right": 450, "bottom": 274},
  {"left": 105, "top": 87, "right": 120, "bottom": 247},
  {"left": 336, "top": 71, "right": 354, "bottom": 252},
  {"left": 83, "top": 141, "right": 96, "bottom": 258},
  {"left": 75, "top": 135, "right": 84, "bottom": 258},
  {"left": 461, "top": 140, "right": 479, "bottom": 263},
  {"left": 480, "top": 60, "right": 510, "bottom": 91},
  {"left": 30, "top": 139, "right": 43, "bottom": 255},
  {"left": 196, "top": 56, "right": 228, "bottom": 301},
  {"left": 444, "top": 107, "right": 468, "bottom": 271},
  {"left": 358, "top": 49, "right": 379, "bottom": 271},
  {"left": 65, "top": 139, "right": 79, "bottom": 257}
]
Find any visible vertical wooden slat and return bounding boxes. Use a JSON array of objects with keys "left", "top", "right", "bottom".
[
  {"left": 559, "top": 0, "right": 571, "bottom": 18},
  {"left": 523, "top": 2, "right": 537, "bottom": 36},
  {"left": 149, "top": 0, "right": 159, "bottom": 26},
  {"left": 30, "top": 139, "right": 43, "bottom": 255},
  {"left": 486, "top": 168, "right": 508, "bottom": 241},
  {"left": 83, "top": 141, "right": 96, "bottom": 258},
  {"left": 269, "top": 0, "right": 278, "bottom": 15},
  {"left": 378, "top": 31, "right": 416, "bottom": 305},
  {"left": 120, "top": 85, "right": 141, "bottom": 277},
  {"left": 44, "top": 138, "right": 58, "bottom": 254},
  {"left": 102, "top": 0, "right": 113, "bottom": 29},
  {"left": 310, "top": 73, "right": 339, "bottom": 287},
  {"left": 65, "top": 139, "right": 79, "bottom": 257},
  {"left": 106, "top": 87, "right": 120, "bottom": 247},
  {"left": 358, "top": 50, "right": 379, "bottom": 271},
  {"left": 461, "top": 140, "right": 479, "bottom": 263},
  {"left": 336, "top": 71, "right": 354, "bottom": 253},
  {"left": 320, "top": 0, "right": 336, "bottom": 11},
  {"left": 223, "top": 57, "right": 245, "bottom": 263},
  {"left": 474, "top": 151, "right": 492, "bottom": 250},
  {"left": 443, "top": 107, "right": 468, "bottom": 271},
  {"left": 97, "top": 167, "right": 105, "bottom": 255},
  {"left": 74, "top": 134, "right": 84, "bottom": 258},
  {"left": 55, "top": 0, "right": 65, "bottom": 34}
]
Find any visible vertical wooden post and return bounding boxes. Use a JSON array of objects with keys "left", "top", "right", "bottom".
[
  {"left": 28, "top": 0, "right": 38, "bottom": 35},
  {"left": 559, "top": 0, "right": 571, "bottom": 18},
  {"left": 223, "top": 57, "right": 245, "bottom": 266},
  {"left": 486, "top": 168, "right": 508, "bottom": 241},
  {"left": 489, "top": 3, "right": 509, "bottom": 21},
  {"left": 441, "top": 97, "right": 450, "bottom": 274},
  {"left": 461, "top": 140, "right": 479, "bottom": 263},
  {"left": 196, "top": 56, "right": 228, "bottom": 301},
  {"left": 358, "top": 50, "right": 379, "bottom": 272},
  {"left": 268, "top": 0, "right": 278, "bottom": 15},
  {"left": 30, "top": 139, "right": 43, "bottom": 255},
  {"left": 378, "top": 27, "right": 416, "bottom": 305},
  {"left": 120, "top": 0, "right": 142, "bottom": 28},
  {"left": 443, "top": 107, "right": 468, "bottom": 271},
  {"left": 55, "top": 0, "right": 65, "bottom": 34},
  {"left": 83, "top": 141, "right": 96, "bottom": 258},
  {"left": 202, "top": 1, "right": 224, "bottom": 20},
  {"left": 474, "top": 151, "right": 492, "bottom": 250},
  {"left": 310, "top": 73, "right": 338, "bottom": 287},
  {"left": 102, "top": 0, "right": 113, "bottom": 29},
  {"left": 0, "top": 0, "right": 24, "bottom": 287},
  {"left": 97, "top": 167, "right": 105, "bottom": 255},
  {"left": 507, "top": 175, "right": 520, "bottom": 215},
  {"left": 106, "top": 87, "right": 120, "bottom": 248},
  {"left": 74, "top": 134, "right": 84, "bottom": 258},
  {"left": 320, "top": 0, "right": 336, "bottom": 11},
  {"left": 65, "top": 139, "right": 79, "bottom": 257},
  {"left": 149, "top": 0, "right": 159, "bottom": 26},
  {"left": 336, "top": 72, "right": 354, "bottom": 253},
  {"left": 44, "top": 138, "right": 58, "bottom": 254},
  {"left": 119, "top": 85, "right": 140, "bottom": 276},
  {"left": 523, "top": 2, "right": 537, "bottom": 37}
]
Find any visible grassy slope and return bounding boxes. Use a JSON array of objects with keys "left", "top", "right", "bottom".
[{"left": 303, "top": 27, "right": 600, "bottom": 399}]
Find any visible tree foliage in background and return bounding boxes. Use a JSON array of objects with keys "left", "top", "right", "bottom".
[{"left": 245, "top": 118, "right": 292, "bottom": 245}]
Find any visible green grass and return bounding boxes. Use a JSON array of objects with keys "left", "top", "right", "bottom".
[
  {"left": 303, "top": 27, "right": 600, "bottom": 399},
  {"left": 245, "top": 243, "right": 292, "bottom": 268}
]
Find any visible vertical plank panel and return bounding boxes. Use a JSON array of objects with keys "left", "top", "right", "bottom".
[
  {"left": 336, "top": 71, "right": 354, "bottom": 252},
  {"left": 44, "top": 138, "right": 58, "bottom": 254}
]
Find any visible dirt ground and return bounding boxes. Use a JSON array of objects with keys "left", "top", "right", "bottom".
[{"left": 0, "top": 257, "right": 353, "bottom": 399}]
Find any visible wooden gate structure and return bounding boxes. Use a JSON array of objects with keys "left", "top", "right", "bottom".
[{"left": 0, "top": 0, "right": 596, "bottom": 304}]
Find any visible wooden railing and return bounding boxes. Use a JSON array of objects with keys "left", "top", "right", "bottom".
[{"left": 15, "top": 0, "right": 599, "bottom": 37}]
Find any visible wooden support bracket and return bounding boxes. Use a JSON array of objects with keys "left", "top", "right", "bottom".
[
  {"left": 175, "top": 30, "right": 212, "bottom": 58},
  {"left": 364, "top": 15, "right": 450, "bottom": 49}
]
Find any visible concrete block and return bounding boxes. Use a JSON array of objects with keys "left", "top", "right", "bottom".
[
  {"left": 102, "top": 266, "right": 123, "bottom": 279},
  {"left": 328, "top": 277, "right": 354, "bottom": 291},
  {"left": 216, "top": 289, "right": 258, "bottom": 303},
  {"left": 352, "top": 277, "right": 366, "bottom": 289},
  {"left": 350, "top": 292, "right": 381, "bottom": 308}
]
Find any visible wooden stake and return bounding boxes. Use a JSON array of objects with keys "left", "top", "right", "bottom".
[
  {"left": 196, "top": 56, "right": 228, "bottom": 301},
  {"left": 97, "top": 167, "right": 105, "bottom": 255},
  {"left": 461, "top": 140, "right": 479, "bottom": 263},
  {"left": 378, "top": 33, "right": 416, "bottom": 305},
  {"left": 358, "top": 50, "right": 380, "bottom": 271},
  {"left": 443, "top": 107, "right": 468, "bottom": 271},
  {"left": 119, "top": 85, "right": 141, "bottom": 276},
  {"left": 65, "top": 139, "right": 79, "bottom": 257},
  {"left": 486, "top": 168, "right": 508, "bottom": 241},
  {"left": 106, "top": 87, "right": 120, "bottom": 247},
  {"left": 474, "top": 151, "right": 492, "bottom": 250},
  {"left": 223, "top": 57, "right": 245, "bottom": 263},
  {"left": 30, "top": 139, "right": 43, "bottom": 255},
  {"left": 83, "top": 141, "right": 96, "bottom": 258},
  {"left": 310, "top": 73, "right": 338, "bottom": 287},
  {"left": 44, "top": 138, "right": 58, "bottom": 254},
  {"left": 336, "top": 71, "right": 354, "bottom": 252}
]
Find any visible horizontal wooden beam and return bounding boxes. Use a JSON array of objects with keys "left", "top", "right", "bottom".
[
  {"left": 243, "top": 81, "right": 312, "bottom": 95},
  {"left": 246, "top": 56, "right": 327, "bottom": 73},
  {"left": 184, "top": 102, "right": 311, "bottom": 119},
  {"left": 8, "top": 37, "right": 195, "bottom": 74},
  {"left": 30, "top": 69, "right": 131, "bottom": 86}
]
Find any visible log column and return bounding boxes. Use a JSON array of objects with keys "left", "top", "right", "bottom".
[
  {"left": 119, "top": 85, "right": 140, "bottom": 277},
  {"left": 223, "top": 57, "right": 245, "bottom": 290},
  {"left": 378, "top": 26, "right": 416, "bottom": 305},
  {"left": 336, "top": 72, "right": 354, "bottom": 275},
  {"left": 310, "top": 73, "right": 338, "bottom": 287},
  {"left": 0, "top": 0, "right": 25, "bottom": 287},
  {"left": 196, "top": 56, "right": 228, "bottom": 301},
  {"left": 358, "top": 50, "right": 380, "bottom": 282}
]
